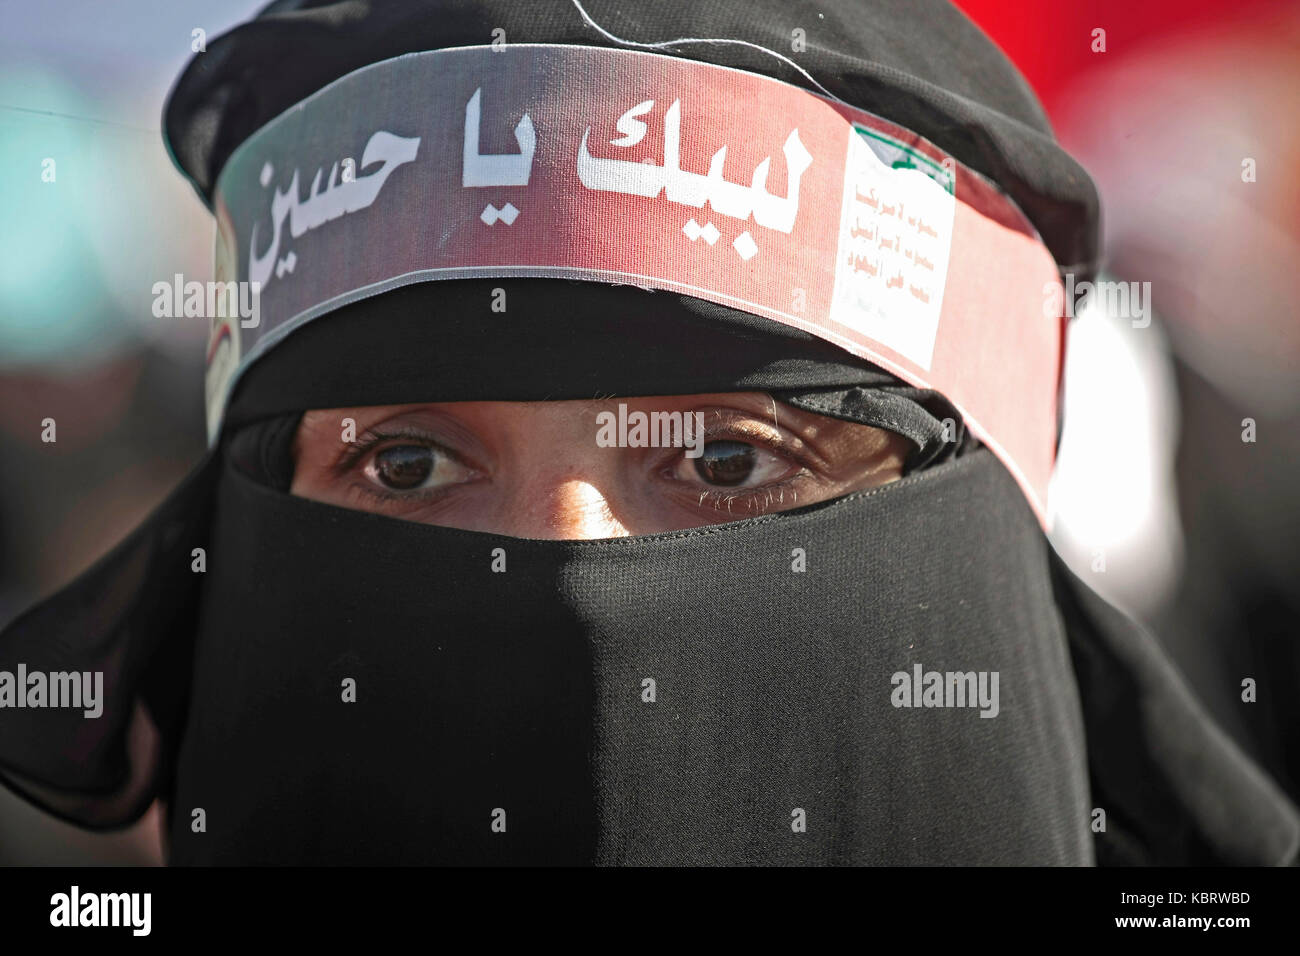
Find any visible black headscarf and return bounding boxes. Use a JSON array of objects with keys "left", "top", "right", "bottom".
[{"left": 1, "top": 0, "right": 1295, "bottom": 865}]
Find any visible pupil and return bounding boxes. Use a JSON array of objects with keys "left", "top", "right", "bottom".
[
  {"left": 375, "top": 445, "right": 434, "bottom": 490},
  {"left": 694, "top": 441, "right": 755, "bottom": 486}
]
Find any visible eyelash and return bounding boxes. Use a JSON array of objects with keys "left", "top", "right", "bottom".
[
  {"left": 335, "top": 428, "right": 469, "bottom": 506},
  {"left": 692, "top": 481, "right": 806, "bottom": 517},
  {"left": 658, "top": 419, "right": 817, "bottom": 515}
]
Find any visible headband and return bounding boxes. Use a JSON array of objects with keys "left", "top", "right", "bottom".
[{"left": 207, "top": 43, "right": 1065, "bottom": 525}]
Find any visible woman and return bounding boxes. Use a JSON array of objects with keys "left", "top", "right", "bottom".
[{"left": 1, "top": 0, "right": 1295, "bottom": 866}]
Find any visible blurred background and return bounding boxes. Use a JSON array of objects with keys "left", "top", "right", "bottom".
[{"left": 0, "top": 0, "right": 1297, "bottom": 863}]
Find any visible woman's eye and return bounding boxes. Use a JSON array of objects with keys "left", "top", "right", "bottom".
[
  {"left": 678, "top": 440, "right": 792, "bottom": 488},
  {"left": 361, "top": 443, "right": 473, "bottom": 493}
]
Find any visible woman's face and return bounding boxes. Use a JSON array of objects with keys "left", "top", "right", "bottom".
[{"left": 290, "top": 392, "right": 910, "bottom": 539}]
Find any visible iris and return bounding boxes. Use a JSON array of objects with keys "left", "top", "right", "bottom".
[{"left": 693, "top": 440, "right": 756, "bottom": 486}]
